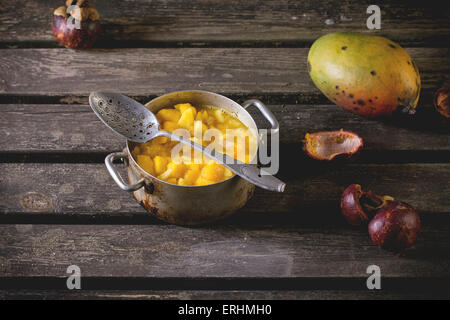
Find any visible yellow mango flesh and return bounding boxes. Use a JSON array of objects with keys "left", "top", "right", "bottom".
[{"left": 133, "top": 103, "right": 256, "bottom": 185}]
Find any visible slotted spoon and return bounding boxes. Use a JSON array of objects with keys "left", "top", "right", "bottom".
[{"left": 89, "top": 91, "right": 286, "bottom": 192}]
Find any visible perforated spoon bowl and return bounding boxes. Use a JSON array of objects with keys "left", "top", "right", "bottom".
[{"left": 89, "top": 91, "right": 286, "bottom": 192}]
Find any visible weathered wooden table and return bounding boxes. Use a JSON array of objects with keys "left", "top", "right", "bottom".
[{"left": 0, "top": 0, "right": 449, "bottom": 299}]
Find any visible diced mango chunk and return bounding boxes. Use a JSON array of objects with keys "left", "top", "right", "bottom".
[
  {"left": 195, "top": 110, "right": 208, "bottom": 122},
  {"left": 226, "top": 118, "right": 242, "bottom": 129},
  {"left": 175, "top": 103, "right": 197, "bottom": 117},
  {"left": 193, "top": 120, "right": 208, "bottom": 137},
  {"left": 163, "top": 121, "right": 178, "bottom": 132},
  {"left": 224, "top": 167, "right": 234, "bottom": 179},
  {"left": 195, "top": 176, "right": 215, "bottom": 186},
  {"left": 153, "top": 136, "right": 168, "bottom": 144},
  {"left": 156, "top": 108, "right": 181, "bottom": 123},
  {"left": 158, "top": 168, "right": 172, "bottom": 181},
  {"left": 214, "top": 109, "right": 225, "bottom": 123},
  {"left": 154, "top": 156, "right": 169, "bottom": 175},
  {"left": 136, "top": 154, "right": 154, "bottom": 175},
  {"left": 178, "top": 107, "right": 195, "bottom": 130},
  {"left": 206, "top": 116, "right": 216, "bottom": 127},
  {"left": 166, "top": 177, "right": 178, "bottom": 185},
  {"left": 200, "top": 163, "right": 225, "bottom": 182},
  {"left": 167, "top": 162, "right": 186, "bottom": 178},
  {"left": 142, "top": 141, "right": 170, "bottom": 158},
  {"left": 184, "top": 165, "right": 201, "bottom": 185}
]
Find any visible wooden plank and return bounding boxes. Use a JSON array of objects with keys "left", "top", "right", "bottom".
[
  {"left": 0, "top": 163, "right": 448, "bottom": 217},
  {"left": 1, "top": 0, "right": 449, "bottom": 46},
  {"left": 0, "top": 104, "right": 448, "bottom": 154},
  {"left": 0, "top": 48, "right": 448, "bottom": 97},
  {"left": 0, "top": 224, "right": 449, "bottom": 278},
  {"left": 1, "top": 289, "right": 448, "bottom": 300}
]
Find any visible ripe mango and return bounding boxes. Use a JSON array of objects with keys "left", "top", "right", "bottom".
[{"left": 308, "top": 33, "right": 421, "bottom": 118}]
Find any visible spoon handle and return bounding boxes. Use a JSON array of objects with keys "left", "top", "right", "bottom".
[{"left": 157, "top": 131, "right": 286, "bottom": 192}]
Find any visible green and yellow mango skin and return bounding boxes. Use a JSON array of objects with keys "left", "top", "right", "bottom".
[{"left": 308, "top": 33, "right": 421, "bottom": 118}]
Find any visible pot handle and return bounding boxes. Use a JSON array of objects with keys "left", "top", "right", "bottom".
[
  {"left": 242, "top": 99, "right": 279, "bottom": 134},
  {"left": 105, "top": 152, "right": 145, "bottom": 192}
]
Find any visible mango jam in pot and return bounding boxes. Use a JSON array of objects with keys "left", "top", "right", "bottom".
[{"left": 131, "top": 103, "right": 257, "bottom": 186}]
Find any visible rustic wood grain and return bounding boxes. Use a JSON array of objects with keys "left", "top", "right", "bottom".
[
  {"left": 0, "top": 48, "right": 447, "bottom": 97},
  {"left": 1, "top": 289, "right": 448, "bottom": 300},
  {"left": 1, "top": 0, "right": 449, "bottom": 46},
  {"left": 0, "top": 104, "right": 448, "bottom": 154},
  {"left": 0, "top": 0, "right": 448, "bottom": 299},
  {"left": 0, "top": 224, "right": 449, "bottom": 278},
  {"left": 0, "top": 163, "right": 448, "bottom": 218}
]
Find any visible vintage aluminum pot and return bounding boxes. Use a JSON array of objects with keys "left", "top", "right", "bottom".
[{"left": 105, "top": 90, "right": 279, "bottom": 225}]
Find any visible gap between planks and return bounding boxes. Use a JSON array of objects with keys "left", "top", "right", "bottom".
[
  {"left": 1, "top": 289, "right": 449, "bottom": 300},
  {"left": 1, "top": 149, "right": 450, "bottom": 165},
  {"left": 0, "top": 277, "right": 449, "bottom": 292}
]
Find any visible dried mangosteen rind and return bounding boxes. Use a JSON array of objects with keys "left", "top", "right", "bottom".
[
  {"left": 303, "top": 130, "right": 363, "bottom": 161},
  {"left": 361, "top": 191, "right": 395, "bottom": 212},
  {"left": 340, "top": 184, "right": 369, "bottom": 226},
  {"left": 340, "top": 184, "right": 394, "bottom": 227}
]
